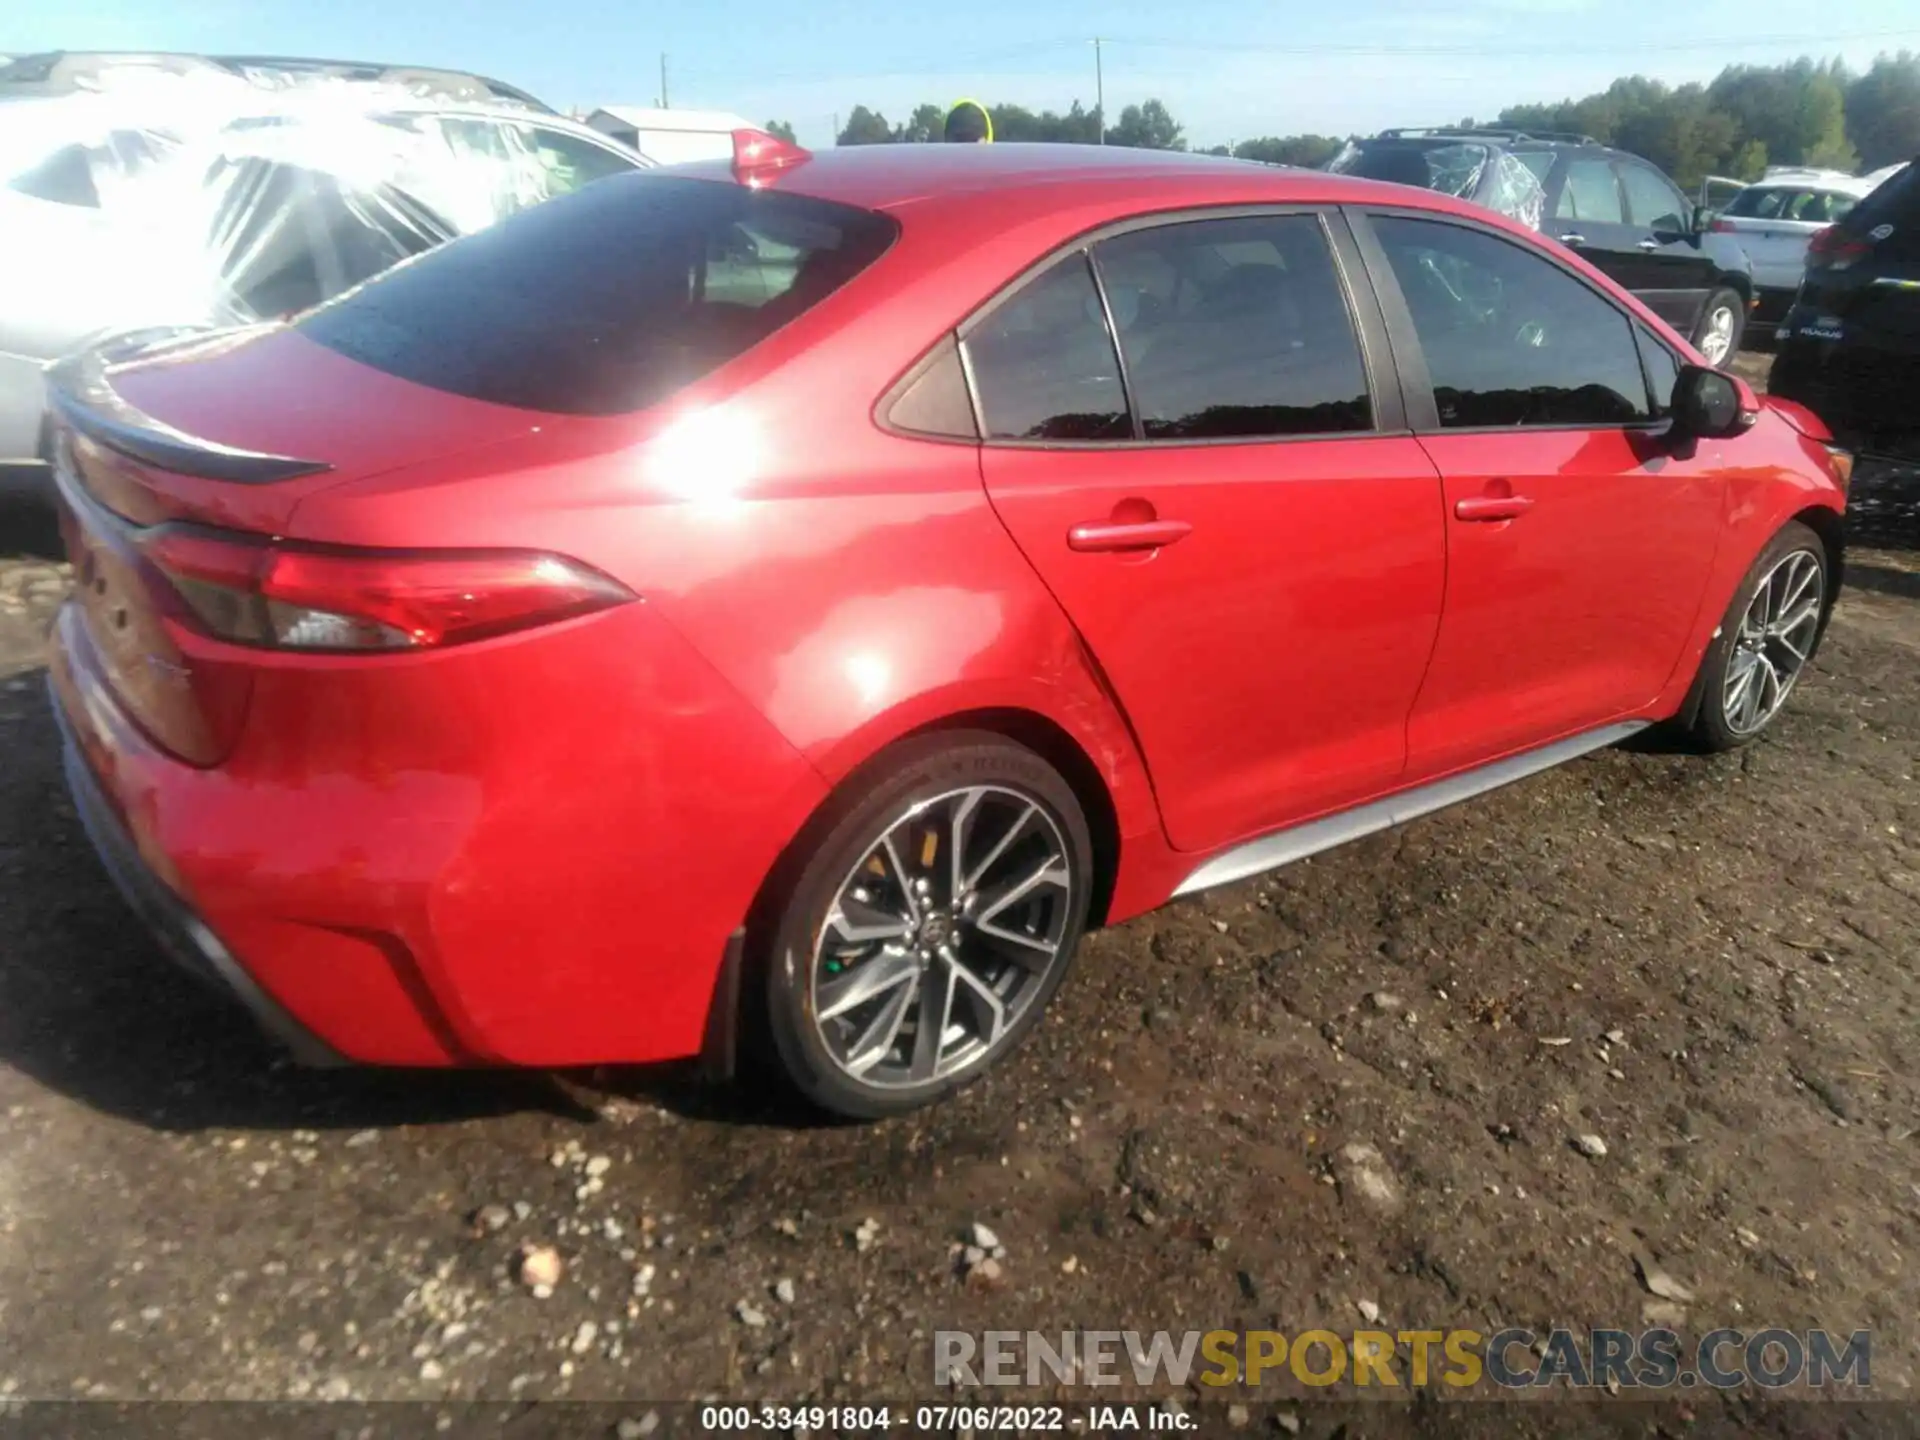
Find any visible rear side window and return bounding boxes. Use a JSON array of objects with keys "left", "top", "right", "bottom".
[
  {"left": 963, "top": 255, "right": 1131, "bottom": 441},
  {"left": 1093, "top": 215, "right": 1371, "bottom": 438},
  {"left": 1554, "top": 159, "right": 1624, "bottom": 224},
  {"left": 295, "top": 174, "right": 897, "bottom": 415}
]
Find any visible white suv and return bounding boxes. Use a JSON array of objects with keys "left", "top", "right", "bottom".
[{"left": 1711, "top": 167, "right": 1886, "bottom": 327}]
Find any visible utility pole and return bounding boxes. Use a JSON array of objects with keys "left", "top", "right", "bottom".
[
  {"left": 659, "top": 53, "right": 669, "bottom": 109},
  {"left": 1092, "top": 37, "right": 1105, "bottom": 143}
]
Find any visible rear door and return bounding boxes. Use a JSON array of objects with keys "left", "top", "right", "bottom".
[
  {"left": 1353, "top": 209, "right": 1728, "bottom": 778},
  {"left": 973, "top": 210, "right": 1448, "bottom": 854}
]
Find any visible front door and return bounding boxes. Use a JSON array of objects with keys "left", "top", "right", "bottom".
[
  {"left": 1548, "top": 154, "right": 1697, "bottom": 332},
  {"left": 969, "top": 213, "right": 1448, "bottom": 854},
  {"left": 1359, "top": 211, "right": 1728, "bottom": 778},
  {"left": 1618, "top": 158, "right": 1721, "bottom": 331}
]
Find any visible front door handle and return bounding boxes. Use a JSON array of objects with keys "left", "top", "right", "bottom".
[
  {"left": 1638, "top": 238, "right": 1662, "bottom": 251},
  {"left": 1454, "top": 495, "right": 1535, "bottom": 522},
  {"left": 1557, "top": 232, "right": 1586, "bottom": 246},
  {"left": 1067, "top": 518, "right": 1193, "bottom": 552}
]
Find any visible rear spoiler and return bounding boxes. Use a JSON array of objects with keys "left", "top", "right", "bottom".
[{"left": 46, "top": 331, "right": 331, "bottom": 485}]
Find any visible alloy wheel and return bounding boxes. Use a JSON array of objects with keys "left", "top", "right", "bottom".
[
  {"left": 808, "top": 786, "right": 1075, "bottom": 1090},
  {"left": 1723, "top": 548, "right": 1823, "bottom": 736},
  {"left": 1698, "top": 304, "right": 1738, "bottom": 365}
]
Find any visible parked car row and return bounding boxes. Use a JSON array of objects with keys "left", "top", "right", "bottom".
[{"left": 1327, "top": 127, "right": 1919, "bottom": 463}]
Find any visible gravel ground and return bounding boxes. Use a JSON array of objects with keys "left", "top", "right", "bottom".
[{"left": 2, "top": 356, "right": 1918, "bottom": 1432}]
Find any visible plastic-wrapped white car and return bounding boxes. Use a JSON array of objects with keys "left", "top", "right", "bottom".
[{"left": 0, "top": 75, "right": 646, "bottom": 465}]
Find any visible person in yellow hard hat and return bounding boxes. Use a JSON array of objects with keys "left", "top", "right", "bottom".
[{"left": 944, "top": 99, "right": 993, "bottom": 143}]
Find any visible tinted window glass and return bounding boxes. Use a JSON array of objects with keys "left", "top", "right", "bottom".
[
  {"left": 964, "top": 255, "right": 1130, "bottom": 441},
  {"left": 1372, "top": 215, "right": 1652, "bottom": 428},
  {"left": 1093, "top": 215, "right": 1370, "bottom": 439},
  {"left": 1553, "top": 159, "right": 1624, "bottom": 224},
  {"left": 1636, "top": 326, "right": 1682, "bottom": 417},
  {"left": 296, "top": 174, "right": 896, "bottom": 415},
  {"left": 1620, "top": 162, "right": 1688, "bottom": 231}
]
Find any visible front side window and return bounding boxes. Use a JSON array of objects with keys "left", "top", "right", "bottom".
[
  {"left": 1619, "top": 162, "right": 1689, "bottom": 232},
  {"left": 1553, "top": 159, "right": 1624, "bottom": 224},
  {"left": 1371, "top": 214, "right": 1653, "bottom": 428},
  {"left": 963, "top": 255, "right": 1131, "bottom": 441},
  {"left": 1092, "top": 215, "right": 1372, "bottom": 438}
]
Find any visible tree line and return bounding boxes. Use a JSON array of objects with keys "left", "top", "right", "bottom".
[{"left": 767, "top": 51, "right": 1919, "bottom": 188}]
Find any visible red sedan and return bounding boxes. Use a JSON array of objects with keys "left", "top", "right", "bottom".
[{"left": 45, "top": 136, "right": 1849, "bottom": 1117}]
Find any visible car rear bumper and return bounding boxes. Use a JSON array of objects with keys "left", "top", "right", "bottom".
[
  {"left": 53, "top": 684, "right": 344, "bottom": 1067},
  {"left": 45, "top": 588, "right": 829, "bottom": 1069},
  {"left": 1772, "top": 329, "right": 1920, "bottom": 459}
]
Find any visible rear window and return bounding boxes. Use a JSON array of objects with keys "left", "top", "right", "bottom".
[
  {"left": 1328, "top": 141, "right": 1492, "bottom": 200},
  {"left": 294, "top": 173, "right": 898, "bottom": 415}
]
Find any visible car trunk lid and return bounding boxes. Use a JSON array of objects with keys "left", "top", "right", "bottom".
[{"left": 45, "top": 325, "right": 553, "bottom": 765}]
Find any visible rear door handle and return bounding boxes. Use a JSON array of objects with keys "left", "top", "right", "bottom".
[
  {"left": 1067, "top": 519, "right": 1193, "bottom": 552},
  {"left": 1557, "top": 232, "right": 1586, "bottom": 246},
  {"left": 1638, "top": 239, "right": 1661, "bottom": 251},
  {"left": 1454, "top": 495, "right": 1535, "bottom": 522}
]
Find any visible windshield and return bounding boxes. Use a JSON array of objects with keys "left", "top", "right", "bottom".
[{"left": 296, "top": 173, "right": 899, "bottom": 415}]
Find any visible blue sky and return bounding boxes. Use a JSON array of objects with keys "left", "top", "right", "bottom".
[{"left": 15, "top": 0, "right": 1920, "bottom": 149}]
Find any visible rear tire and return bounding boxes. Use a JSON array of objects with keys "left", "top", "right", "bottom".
[
  {"left": 1688, "top": 521, "right": 1828, "bottom": 752},
  {"left": 1693, "top": 287, "right": 1746, "bottom": 365},
  {"left": 759, "top": 732, "right": 1093, "bottom": 1120}
]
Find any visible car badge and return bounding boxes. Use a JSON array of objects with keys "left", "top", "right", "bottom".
[{"left": 1869, "top": 223, "right": 1894, "bottom": 241}]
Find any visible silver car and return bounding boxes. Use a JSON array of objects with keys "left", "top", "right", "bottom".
[
  {"left": 0, "top": 84, "right": 646, "bottom": 467},
  {"left": 1710, "top": 167, "right": 1884, "bottom": 329}
]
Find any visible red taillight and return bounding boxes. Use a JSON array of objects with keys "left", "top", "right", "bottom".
[
  {"left": 1709, "top": 217, "right": 1736, "bottom": 233},
  {"left": 139, "top": 528, "right": 634, "bottom": 652},
  {"left": 1806, "top": 225, "right": 1872, "bottom": 270}
]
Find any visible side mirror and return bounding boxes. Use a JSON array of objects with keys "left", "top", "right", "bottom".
[{"left": 1671, "top": 364, "right": 1753, "bottom": 441}]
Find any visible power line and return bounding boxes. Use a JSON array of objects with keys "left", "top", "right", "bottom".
[{"left": 1093, "top": 26, "right": 1920, "bottom": 59}]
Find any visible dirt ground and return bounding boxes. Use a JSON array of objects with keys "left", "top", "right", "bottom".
[{"left": 1, "top": 354, "right": 1918, "bottom": 1435}]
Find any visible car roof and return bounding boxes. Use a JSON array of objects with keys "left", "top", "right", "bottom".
[
  {"left": 1741, "top": 169, "right": 1881, "bottom": 197},
  {"left": 695, "top": 141, "right": 1492, "bottom": 222}
]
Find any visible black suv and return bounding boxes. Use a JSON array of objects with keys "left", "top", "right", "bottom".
[
  {"left": 1329, "top": 128, "right": 1756, "bottom": 364},
  {"left": 1771, "top": 157, "right": 1920, "bottom": 463}
]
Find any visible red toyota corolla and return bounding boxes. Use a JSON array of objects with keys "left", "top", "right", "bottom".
[{"left": 46, "top": 137, "right": 1849, "bottom": 1117}]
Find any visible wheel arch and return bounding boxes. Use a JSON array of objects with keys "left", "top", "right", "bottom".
[
  {"left": 1675, "top": 503, "right": 1843, "bottom": 730},
  {"left": 747, "top": 703, "right": 1129, "bottom": 942}
]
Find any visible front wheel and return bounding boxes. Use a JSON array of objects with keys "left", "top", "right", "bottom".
[
  {"left": 1689, "top": 522, "right": 1829, "bottom": 751},
  {"left": 760, "top": 733, "right": 1093, "bottom": 1119},
  {"left": 1693, "top": 287, "right": 1746, "bottom": 366}
]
